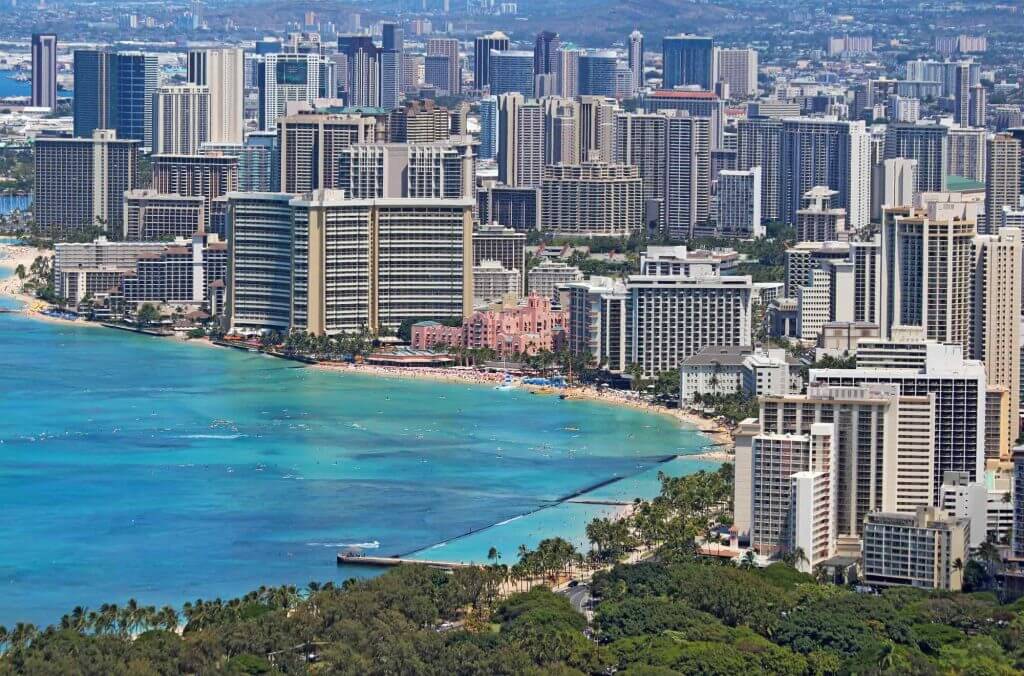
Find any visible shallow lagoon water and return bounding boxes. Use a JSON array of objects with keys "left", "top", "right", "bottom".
[{"left": 0, "top": 291, "right": 713, "bottom": 625}]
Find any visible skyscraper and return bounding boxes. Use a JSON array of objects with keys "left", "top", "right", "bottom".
[
  {"left": 884, "top": 123, "right": 948, "bottom": 194},
  {"left": 277, "top": 111, "right": 378, "bottom": 194},
  {"left": 187, "top": 48, "right": 245, "bottom": 145},
  {"left": 737, "top": 116, "right": 782, "bottom": 222},
  {"left": 954, "top": 63, "right": 971, "bottom": 126},
  {"left": 73, "top": 50, "right": 158, "bottom": 148},
  {"left": 662, "top": 34, "right": 714, "bottom": 90},
  {"left": 72, "top": 50, "right": 112, "bottom": 138},
  {"left": 153, "top": 84, "right": 210, "bottom": 155},
  {"left": 473, "top": 31, "right": 510, "bottom": 90},
  {"left": 972, "top": 227, "right": 1022, "bottom": 460},
  {"left": 31, "top": 33, "right": 57, "bottom": 110},
  {"left": 34, "top": 130, "right": 140, "bottom": 238},
  {"left": 426, "top": 38, "right": 461, "bottom": 96},
  {"left": 985, "top": 133, "right": 1021, "bottom": 235},
  {"left": 780, "top": 118, "right": 871, "bottom": 229},
  {"left": 717, "top": 167, "right": 763, "bottom": 238},
  {"left": 337, "top": 36, "right": 381, "bottom": 108},
  {"left": 558, "top": 48, "right": 581, "bottom": 98},
  {"left": 489, "top": 50, "right": 534, "bottom": 96},
  {"left": 715, "top": 48, "right": 758, "bottom": 99},
  {"left": 533, "top": 31, "right": 560, "bottom": 77},
  {"left": 577, "top": 51, "right": 618, "bottom": 97},
  {"left": 111, "top": 52, "right": 159, "bottom": 150},
  {"left": 627, "top": 30, "right": 644, "bottom": 95},
  {"left": 256, "top": 53, "right": 323, "bottom": 130},
  {"left": 478, "top": 96, "right": 498, "bottom": 160}
]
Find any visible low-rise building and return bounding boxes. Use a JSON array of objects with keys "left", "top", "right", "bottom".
[{"left": 861, "top": 507, "right": 969, "bottom": 591}]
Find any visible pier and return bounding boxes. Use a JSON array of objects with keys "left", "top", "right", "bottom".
[{"left": 337, "top": 553, "right": 470, "bottom": 570}]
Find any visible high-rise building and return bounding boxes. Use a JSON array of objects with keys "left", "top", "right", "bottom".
[
  {"left": 201, "top": 133, "right": 279, "bottom": 193},
  {"left": 540, "top": 162, "right": 642, "bottom": 236},
  {"left": 337, "top": 35, "right": 382, "bottom": 108},
  {"left": 641, "top": 89, "right": 724, "bottom": 149},
  {"left": 533, "top": 31, "right": 560, "bottom": 77},
  {"left": 34, "top": 130, "right": 140, "bottom": 239},
  {"left": 1014, "top": 449, "right": 1024, "bottom": 560},
  {"left": 187, "top": 48, "right": 245, "bottom": 145},
  {"left": 424, "top": 55, "right": 452, "bottom": 95},
  {"left": 662, "top": 34, "right": 714, "bottom": 90},
  {"left": 478, "top": 96, "right": 498, "bottom": 159},
  {"left": 884, "top": 123, "right": 948, "bottom": 194},
  {"left": 277, "top": 111, "right": 378, "bottom": 194},
  {"left": 717, "top": 167, "right": 763, "bottom": 238},
  {"left": 577, "top": 50, "right": 618, "bottom": 98},
  {"left": 880, "top": 206, "right": 977, "bottom": 346},
  {"left": 627, "top": 30, "right": 644, "bottom": 95},
  {"left": 473, "top": 223, "right": 527, "bottom": 294},
  {"left": 72, "top": 50, "right": 112, "bottom": 138},
  {"left": 737, "top": 117, "right": 782, "bottom": 222},
  {"left": 614, "top": 111, "right": 668, "bottom": 230},
  {"left": 496, "top": 94, "right": 544, "bottom": 188},
  {"left": 557, "top": 48, "right": 581, "bottom": 98},
  {"left": 986, "top": 133, "right": 1021, "bottom": 235},
  {"left": 289, "top": 190, "right": 473, "bottom": 334},
  {"left": 663, "top": 112, "right": 713, "bottom": 239},
  {"left": 813, "top": 340, "right": 987, "bottom": 497},
  {"left": 489, "top": 50, "right": 534, "bottom": 96},
  {"left": 31, "top": 33, "right": 58, "bottom": 110},
  {"left": 954, "top": 63, "right": 971, "bottom": 127},
  {"left": 578, "top": 95, "right": 618, "bottom": 162},
  {"left": 972, "top": 228, "right": 1022, "bottom": 459},
  {"left": 796, "top": 186, "right": 846, "bottom": 242},
  {"left": 627, "top": 274, "right": 752, "bottom": 376},
  {"left": 947, "top": 126, "right": 987, "bottom": 183},
  {"left": 256, "top": 53, "right": 322, "bottom": 130},
  {"left": 153, "top": 84, "right": 210, "bottom": 155},
  {"left": 780, "top": 118, "right": 871, "bottom": 229},
  {"left": 152, "top": 154, "right": 239, "bottom": 214},
  {"left": 543, "top": 97, "right": 580, "bottom": 166},
  {"left": 226, "top": 192, "right": 296, "bottom": 334},
  {"left": 123, "top": 190, "right": 206, "bottom": 240},
  {"left": 390, "top": 99, "right": 451, "bottom": 143},
  {"left": 337, "top": 141, "right": 474, "bottom": 199},
  {"left": 426, "top": 38, "right": 460, "bottom": 96},
  {"left": 715, "top": 48, "right": 757, "bottom": 100},
  {"left": 473, "top": 31, "right": 510, "bottom": 90},
  {"left": 112, "top": 52, "right": 159, "bottom": 150},
  {"left": 73, "top": 50, "right": 159, "bottom": 148},
  {"left": 969, "top": 84, "right": 987, "bottom": 128}
]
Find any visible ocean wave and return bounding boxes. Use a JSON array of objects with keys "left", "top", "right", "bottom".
[
  {"left": 308, "top": 540, "right": 380, "bottom": 549},
  {"left": 182, "top": 433, "right": 245, "bottom": 440},
  {"left": 494, "top": 515, "right": 523, "bottom": 526}
]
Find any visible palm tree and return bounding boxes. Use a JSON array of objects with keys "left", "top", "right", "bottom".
[
  {"left": 487, "top": 547, "right": 501, "bottom": 566},
  {"left": 740, "top": 550, "right": 756, "bottom": 570}
]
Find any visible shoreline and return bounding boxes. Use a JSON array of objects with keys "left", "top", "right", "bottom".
[
  {"left": 0, "top": 241, "right": 737, "bottom": 455},
  {"left": 321, "top": 360, "right": 735, "bottom": 452}
]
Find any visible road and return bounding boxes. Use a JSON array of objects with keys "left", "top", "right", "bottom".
[{"left": 561, "top": 583, "right": 593, "bottom": 617}]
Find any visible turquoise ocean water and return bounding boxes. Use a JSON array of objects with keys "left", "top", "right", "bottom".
[{"left": 0, "top": 263, "right": 715, "bottom": 626}]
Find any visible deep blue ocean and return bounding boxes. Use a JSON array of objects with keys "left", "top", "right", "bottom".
[{"left": 0, "top": 259, "right": 714, "bottom": 626}]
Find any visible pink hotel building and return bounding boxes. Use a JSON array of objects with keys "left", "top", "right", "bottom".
[{"left": 411, "top": 294, "right": 567, "bottom": 356}]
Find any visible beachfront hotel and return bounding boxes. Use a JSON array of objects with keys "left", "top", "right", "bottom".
[{"left": 289, "top": 190, "right": 474, "bottom": 335}]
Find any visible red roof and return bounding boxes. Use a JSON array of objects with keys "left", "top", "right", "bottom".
[{"left": 651, "top": 89, "right": 718, "bottom": 100}]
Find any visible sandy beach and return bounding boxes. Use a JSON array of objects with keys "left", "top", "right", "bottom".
[
  {"left": 0, "top": 241, "right": 736, "bottom": 455},
  {"left": 0, "top": 242, "right": 48, "bottom": 310},
  {"left": 319, "top": 360, "right": 736, "bottom": 453}
]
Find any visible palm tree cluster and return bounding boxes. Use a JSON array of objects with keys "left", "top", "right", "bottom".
[
  {"left": 278, "top": 329, "right": 373, "bottom": 360},
  {"left": 2, "top": 598, "right": 179, "bottom": 651},
  {"left": 504, "top": 539, "right": 586, "bottom": 591}
]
